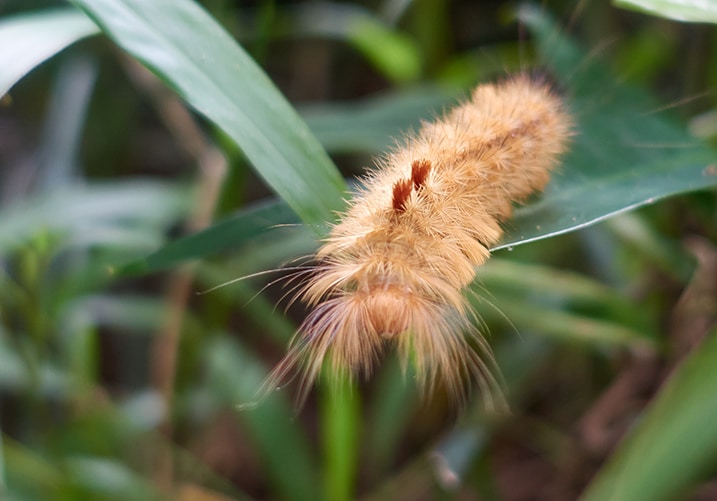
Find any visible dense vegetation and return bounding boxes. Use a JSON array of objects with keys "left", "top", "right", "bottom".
[{"left": 1, "top": 0, "right": 716, "bottom": 499}]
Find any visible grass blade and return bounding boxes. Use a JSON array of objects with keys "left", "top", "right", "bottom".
[
  {"left": 70, "top": 0, "right": 346, "bottom": 229},
  {"left": 582, "top": 328, "right": 717, "bottom": 500},
  {"left": 0, "top": 8, "right": 98, "bottom": 97},
  {"left": 614, "top": 0, "right": 717, "bottom": 23}
]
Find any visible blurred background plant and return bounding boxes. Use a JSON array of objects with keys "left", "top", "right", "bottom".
[{"left": 1, "top": 0, "right": 716, "bottom": 500}]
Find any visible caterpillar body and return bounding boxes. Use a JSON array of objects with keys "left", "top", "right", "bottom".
[{"left": 268, "top": 75, "right": 572, "bottom": 406}]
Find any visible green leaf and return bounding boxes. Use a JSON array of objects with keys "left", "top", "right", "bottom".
[
  {"left": 69, "top": 0, "right": 346, "bottom": 229},
  {"left": 3, "top": 438, "right": 161, "bottom": 499},
  {"left": 0, "top": 181, "right": 189, "bottom": 254},
  {"left": 347, "top": 18, "right": 422, "bottom": 84},
  {"left": 0, "top": 8, "right": 98, "bottom": 97},
  {"left": 472, "top": 268, "right": 655, "bottom": 351},
  {"left": 65, "top": 456, "right": 159, "bottom": 499},
  {"left": 278, "top": 2, "right": 422, "bottom": 84},
  {"left": 487, "top": 297, "right": 655, "bottom": 348},
  {"left": 582, "top": 328, "right": 717, "bottom": 500},
  {"left": 2, "top": 436, "right": 64, "bottom": 498},
  {"left": 613, "top": 0, "right": 717, "bottom": 23},
  {"left": 118, "top": 199, "right": 300, "bottom": 276},
  {"left": 473, "top": 260, "right": 657, "bottom": 349},
  {"left": 496, "top": 6, "right": 717, "bottom": 249},
  {"left": 320, "top": 376, "right": 361, "bottom": 501}
]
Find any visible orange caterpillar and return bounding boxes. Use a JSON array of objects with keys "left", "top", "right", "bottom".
[{"left": 268, "top": 75, "right": 572, "bottom": 406}]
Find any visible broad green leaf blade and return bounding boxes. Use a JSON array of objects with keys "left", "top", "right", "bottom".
[
  {"left": 582, "top": 329, "right": 717, "bottom": 501},
  {"left": 0, "top": 9, "right": 98, "bottom": 97},
  {"left": 495, "top": 6, "right": 717, "bottom": 249},
  {"left": 613, "top": 0, "right": 717, "bottom": 23},
  {"left": 500, "top": 152, "right": 717, "bottom": 249},
  {"left": 70, "top": 0, "right": 346, "bottom": 228}
]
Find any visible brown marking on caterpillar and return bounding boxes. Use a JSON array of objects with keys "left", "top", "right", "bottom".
[
  {"left": 391, "top": 178, "right": 413, "bottom": 213},
  {"left": 411, "top": 159, "right": 432, "bottom": 190}
]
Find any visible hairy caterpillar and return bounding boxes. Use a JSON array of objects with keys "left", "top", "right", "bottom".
[{"left": 266, "top": 75, "right": 572, "bottom": 407}]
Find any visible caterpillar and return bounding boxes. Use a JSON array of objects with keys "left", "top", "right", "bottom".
[{"left": 266, "top": 75, "right": 572, "bottom": 407}]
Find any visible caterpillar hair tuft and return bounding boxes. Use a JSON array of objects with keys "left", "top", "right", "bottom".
[{"left": 265, "top": 74, "right": 573, "bottom": 408}]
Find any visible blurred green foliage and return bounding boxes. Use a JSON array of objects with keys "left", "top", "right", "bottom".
[{"left": 1, "top": 1, "right": 716, "bottom": 500}]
